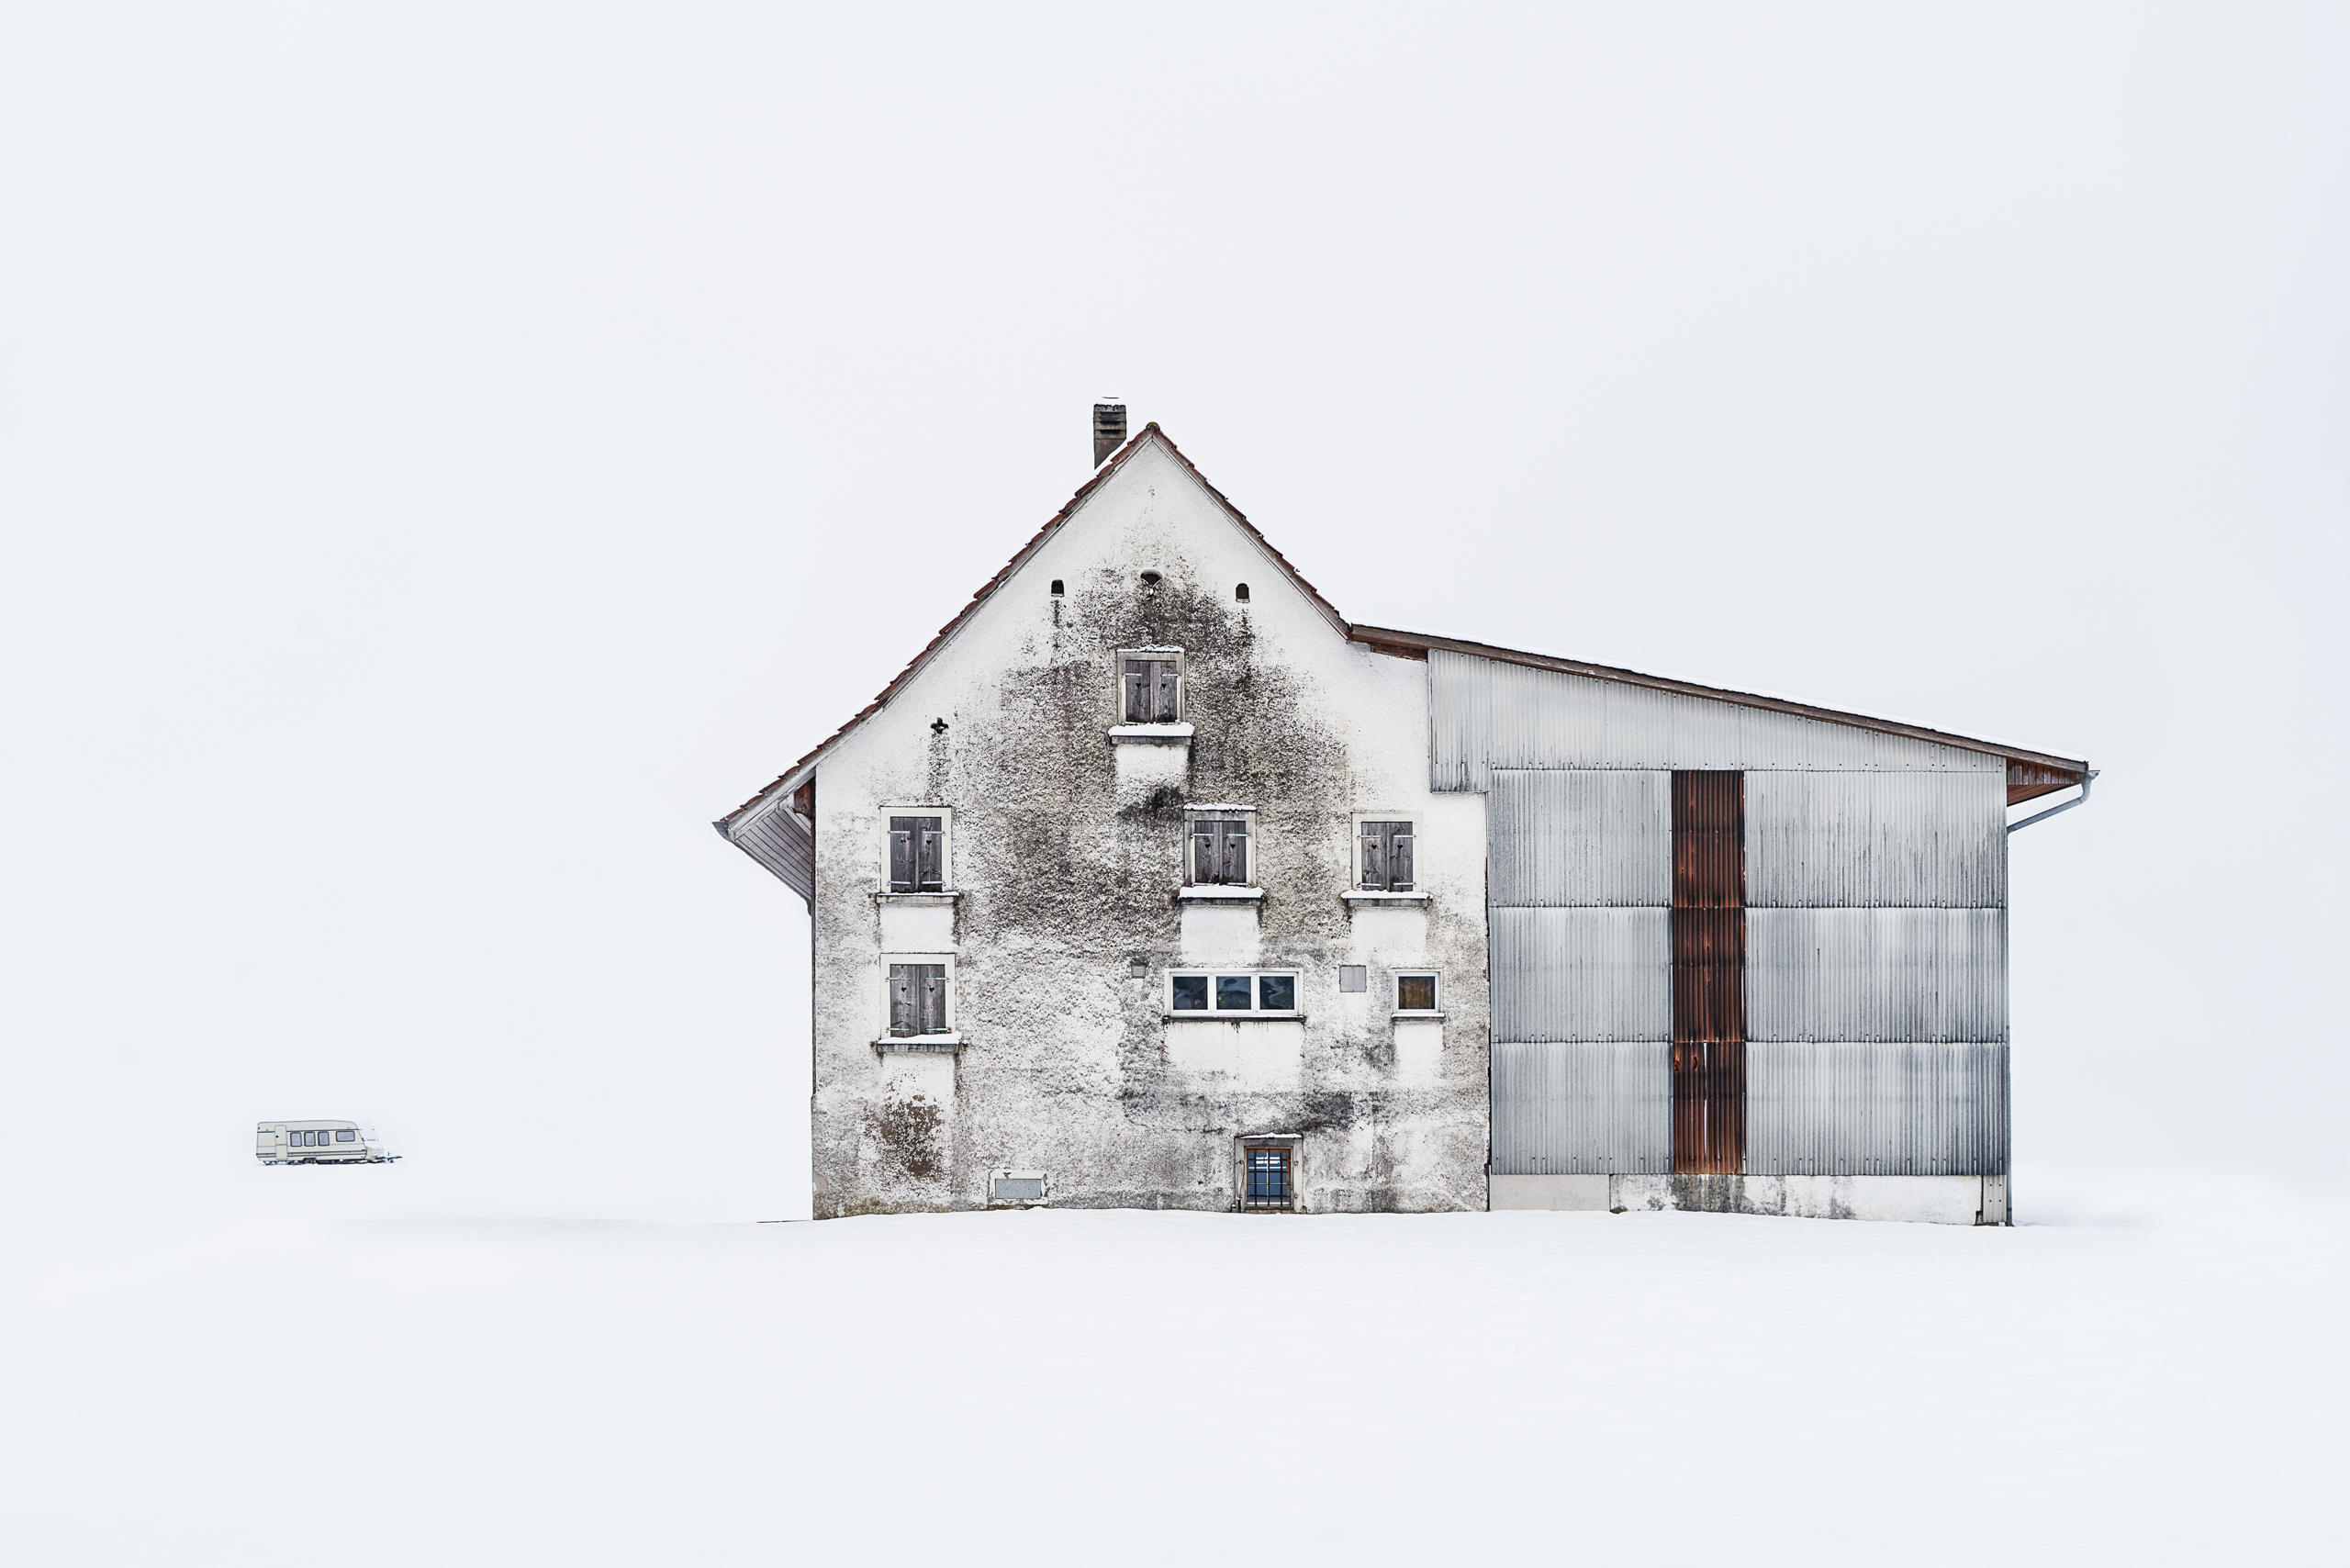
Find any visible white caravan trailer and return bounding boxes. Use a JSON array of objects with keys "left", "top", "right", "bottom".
[{"left": 256, "top": 1121, "right": 396, "bottom": 1165}]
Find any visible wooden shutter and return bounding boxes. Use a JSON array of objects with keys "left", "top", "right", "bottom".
[
  {"left": 1221, "top": 818, "right": 1248, "bottom": 883},
  {"left": 1360, "top": 823, "right": 1386, "bottom": 889},
  {"left": 1192, "top": 820, "right": 1215, "bottom": 883},
  {"left": 1123, "top": 660, "right": 1147, "bottom": 722},
  {"left": 1389, "top": 823, "right": 1413, "bottom": 890},
  {"left": 920, "top": 966, "right": 947, "bottom": 1034},
  {"left": 1152, "top": 660, "right": 1180, "bottom": 721},
  {"left": 888, "top": 818, "right": 916, "bottom": 892},
  {"left": 915, "top": 817, "right": 944, "bottom": 891},
  {"left": 888, "top": 966, "right": 914, "bottom": 1036}
]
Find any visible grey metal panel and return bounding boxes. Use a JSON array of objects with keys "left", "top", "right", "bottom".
[
  {"left": 733, "top": 805, "right": 815, "bottom": 908},
  {"left": 1488, "top": 769, "right": 1671, "bottom": 907},
  {"left": 1491, "top": 1041, "right": 1673, "bottom": 1174},
  {"left": 1746, "top": 772, "right": 2007, "bottom": 909},
  {"left": 1430, "top": 649, "right": 2002, "bottom": 790},
  {"left": 1747, "top": 1042, "right": 2009, "bottom": 1175},
  {"left": 1490, "top": 907, "right": 1671, "bottom": 1042},
  {"left": 1747, "top": 909, "right": 2008, "bottom": 1042}
]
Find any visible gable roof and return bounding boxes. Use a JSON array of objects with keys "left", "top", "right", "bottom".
[{"left": 719, "top": 426, "right": 2088, "bottom": 834}]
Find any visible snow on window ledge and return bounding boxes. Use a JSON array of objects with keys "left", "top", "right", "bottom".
[
  {"left": 1341, "top": 890, "right": 1429, "bottom": 905},
  {"left": 1177, "top": 885, "right": 1263, "bottom": 902},
  {"left": 1107, "top": 722, "right": 1194, "bottom": 744},
  {"left": 871, "top": 890, "right": 961, "bottom": 905},
  {"left": 872, "top": 1034, "right": 965, "bottom": 1053}
]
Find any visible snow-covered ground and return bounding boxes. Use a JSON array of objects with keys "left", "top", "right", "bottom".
[{"left": 6, "top": 1168, "right": 2343, "bottom": 1565}]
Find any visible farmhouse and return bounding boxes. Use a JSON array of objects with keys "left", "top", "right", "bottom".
[{"left": 717, "top": 409, "right": 2090, "bottom": 1224}]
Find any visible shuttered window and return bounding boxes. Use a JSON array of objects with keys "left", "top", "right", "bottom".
[
  {"left": 1396, "top": 973, "right": 1438, "bottom": 1012},
  {"left": 888, "top": 816, "right": 945, "bottom": 892},
  {"left": 1360, "top": 821, "right": 1415, "bottom": 890},
  {"left": 1191, "top": 818, "right": 1249, "bottom": 885},
  {"left": 887, "top": 963, "right": 949, "bottom": 1036},
  {"left": 1122, "top": 657, "right": 1181, "bottom": 722}
]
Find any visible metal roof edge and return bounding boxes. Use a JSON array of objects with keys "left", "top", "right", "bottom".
[{"left": 1348, "top": 623, "right": 2088, "bottom": 777}]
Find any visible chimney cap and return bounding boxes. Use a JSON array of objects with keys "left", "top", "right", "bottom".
[{"left": 1091, "top": 401, "right": 1127, "bottom": 467}]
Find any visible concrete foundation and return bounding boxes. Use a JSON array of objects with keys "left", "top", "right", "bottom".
[
  {"left": 1489, "top": 1174, "right": 1611, "bottom": 1211},
  {"left": 1492, "top": 1172, "right": 2008, "bottom": 1226}
]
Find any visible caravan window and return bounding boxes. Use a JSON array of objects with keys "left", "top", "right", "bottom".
[{"left": 336, "top": 1129, "right": 355, "bottom": 1142}]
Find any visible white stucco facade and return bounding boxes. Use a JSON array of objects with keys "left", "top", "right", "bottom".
[{"left": 794, "top": 436, "right": 1491, "bottom": 1215}]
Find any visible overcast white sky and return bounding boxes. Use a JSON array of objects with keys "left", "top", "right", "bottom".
[{"left": 3, "top": 3, "right": 2344, "bottom": 1219}]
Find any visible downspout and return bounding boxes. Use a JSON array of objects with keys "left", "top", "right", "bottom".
[{"left": 2007, "top": 768, "right": 2097, "bottom": 834}]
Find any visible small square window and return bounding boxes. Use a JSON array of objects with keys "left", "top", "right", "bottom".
[
  {"left": 1397, "top": 973, "right": 1438, "bottom": 1012},
  {"left": 1337, "top": 965, "right": 1367, "bottom": 992},
  {"left": 886, "top": 813, "right": 946, "bottom": 892},
  {"left": 1171, "top": 975, "right": 1209, "bottom": 1011},
  {"left": 888, "top": 962, "right": 950, "bottom": 1036},
  {"left": 1121, "top": 653, "right": 1181, "bottom": 722},
  {"left": 1215, "top": 975, "right": 1253, "bottom": 1011},
  {"left": 1257, "top": 974, "right": 1295, "bottom": 1012},
  {"left": 1360, "top": 820, "right": 1416, "bottom": 891}
]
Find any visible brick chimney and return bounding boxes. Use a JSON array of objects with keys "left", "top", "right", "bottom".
[{"left": 1092, "top": 400, "right": 1125, "bottom": 467}]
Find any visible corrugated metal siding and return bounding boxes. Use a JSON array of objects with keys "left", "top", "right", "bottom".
[
  {"left": 1491, "top": 1042, "right": 1673, "bottom": 1174},
  {"left": 1490, "top": 908, "right": 1671, "bottom": 1042},
  {"left": 733, "top": 805, "right": 815, "bottom": 908},
  {"left": 1430, "top": 649, "right": 2001, "bottom": 790},
  {"left": 1746, "top": 909, "right": 2008, "bottom": 1042},
  {"left": 1488, "top": 769, "right": 1670, "bottom": 906},
  {"left": 1746, "top": 1042, "right": 2009, "bottom": 1175},
  {"left": 1746, "top": 772, "right": 2006, "bottom": 909}
]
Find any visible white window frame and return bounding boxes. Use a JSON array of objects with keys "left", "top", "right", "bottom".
[
  {"left": 1165, "top": 968, "right": 1302, "bottom": 1018},
  {"left": 1115, "top": 647, "right": 1185, "bottom": 723},
  {"left": 1350, "top": 811, "right": 1421, "bottom": 892},
  {"left": 1393, "top": 970, "right": 1441, "bottom": 1016},
  {"left": 1182, "top": 805, "right": 1257, "bottom": 888},
  {"left": 878, "top": 805, "right": 954, "bottom": 894},
  {"left": 878, "top": 952, "right": 957, "bottom": 1039}
]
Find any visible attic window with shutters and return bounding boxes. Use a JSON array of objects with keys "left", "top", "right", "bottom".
[
  {"left": 1117, "top": 649, "right": 1183, "bottom": 723},
  {"left": 882, "top": 808, "right": 951, "bottom": 894}
]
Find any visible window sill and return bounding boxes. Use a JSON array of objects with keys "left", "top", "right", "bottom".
[
  {"left": 1108, "top": 722, "right": 1194, "bottom": 745},
  {"left": 1391, "top": 1012, "right": 1446, "bottom": 1022},
  {"left": 1177, "top": 885, "right": 1263, "bottom": 903},
  {"left": 873, "top": 1034, "right": 964, "bottom": 1054},
  {"left": 1342, "top": 890, "right": 1428, "bottom": 906},
  {"left": 872, "top": 890, "right": 961, "bottom": 906},
  {"left": 1163, "top": 1012, "right": 1305, "bottom": 1024}
]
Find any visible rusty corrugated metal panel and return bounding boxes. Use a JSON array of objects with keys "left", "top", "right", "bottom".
[
  {"left": 1487, "top": 769, "right": 1670, "bottom": 907},
  {"left": 1488, "top": 907, "right": 1670, "bottom": 1042},
  {"left": 1429, "top": 650, "right": 2007, "bottom": 792},
  {"left": 1745, "top": 1042, "right": 2009, "bottom": 1175},
  {"left": 1672, "top": 771, "right": 1746, "bottom": 1174},
  {"left": 1745, "top": 771, "right": 2006, "bottom": 910},
  {"left": 1490, "top": 1042, "right": 1673, "bottom": 1174},
  {"left": 1746, "top": 909, "right": 2009, "bottom": 1042},
  {"left": 728, "top": 804, "right": 814, "bottom": 909}
]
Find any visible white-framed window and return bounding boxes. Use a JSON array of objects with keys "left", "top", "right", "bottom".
[
  {"left": 1118, "top": 648, "right": 1183, "bottom": 722},
  {"left": 1352, "top": 812, "right": 1417, "bottom": 891},
  {"left": 881, "top": 806, "right": 952, "bottom": 892},
  {"left": 1395, "top": 972, "right": 1440, "bottom": 1014},
  {"left": 882, "top": 953, "right": 956, "bottom": 1036},
  {"left": 1184, "top": 806, "right": 1256, "bottom": 887},
  {"left": 334, "top": 1129, "right": 355, "bottom": 1142},
  {"left": 1167, "top": 969, "right": 1300, "bottom": 1015}
]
